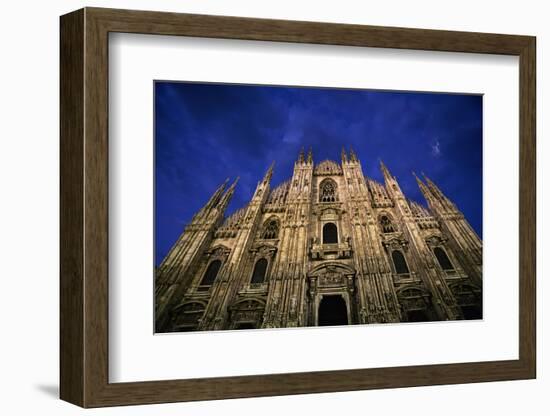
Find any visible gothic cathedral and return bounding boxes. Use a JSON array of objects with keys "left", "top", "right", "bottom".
[{"left": 155, "top": 148, "right": 482, "bottom": 332}]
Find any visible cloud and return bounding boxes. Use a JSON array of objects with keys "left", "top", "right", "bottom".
[
  {"left": 154, "top": 82, "right": 482, "bottom": 264},
  {"left": 431, "top": 138, "right": 441, "bottom": 157},
  {"left": 282, "top": 129, "right": 303, "bottom": 144}
]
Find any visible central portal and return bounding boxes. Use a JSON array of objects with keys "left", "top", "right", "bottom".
[{"left": 318, "top": 295, "right": 348, "bottom": 326}]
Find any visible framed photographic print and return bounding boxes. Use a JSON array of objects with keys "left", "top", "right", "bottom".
[{"left": 60, "top": 7, "right": 536, "bottom": 408}]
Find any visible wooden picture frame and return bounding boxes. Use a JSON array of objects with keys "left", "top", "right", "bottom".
[{"left": 60, "top": 7, "right": 536, "bottom": 408}]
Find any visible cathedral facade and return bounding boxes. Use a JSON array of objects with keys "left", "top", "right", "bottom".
[{"left": 155, "top": 148, "right": 482, "bottom": 332}]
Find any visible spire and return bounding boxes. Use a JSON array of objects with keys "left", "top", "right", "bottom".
[
  {"left": 214, "top": 177, "right": 230, "bottom": 199},
  {"left": 298, "top": 147, "right": 305, "bottom": 164},
  {"left": 349, "top": 146, "right": 358, "bottom": 162},
  {"left": 422, "top": 173, "right": 457, "bottom": 212},
  {"left": 412, "top": 171, "right": 422, "bottom": 187},
  {"left": 199, "top": 178, "right": 228, "bottom": 213},
  {"left": 412, "top": 172, "right": 439, "bottom": 210},
  {"left": 218, "top": 177, "right": 239, "bottom": 212},
  {"left": 307, "top": 147, "right": 313, "bottom": 164},
  {"left": 263, "top": 161, "right": 275, "bottom": 183},
  {"left": 422, "top": 173, "right": 444, "bottom": 197},
  {"left": 379, "top": 159, "right": 393, "bottom": 180},
  {"left": 190, "top": 178, "right": 230, "bottom": 223},
  {"left": 341, "top": 147, "right": 348, "bottom": 163},
  {"left": 228, "top": 176, "right": 240, "bottom": 193},
  {"left": 413, "top": 171, "right": 436, "bottom": 206}
]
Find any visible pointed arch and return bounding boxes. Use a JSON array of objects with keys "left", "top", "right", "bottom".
[
  {"left": 396, "top": 285, "right": 434, "bottom": 322},
  {"left": 229, "top": 298, "right": 266, "bottom": 329},
  {"left": 173, "top": 300, "right": 207, "bottom": 313},
  {"left": 433, "top": 246, "right": 454, "bottom": 270},
  {"left": 319, "top": 178, "right": 338, "bottom": 202},
  {"left": 200, "top": 259, "right": 222, "bottom": 286},
  {"left": 229, "top": 296, "right": 265, "bottom": 309},
  {"left": 251, "top": 258, "right": 268, "bottom": 284},
  {"left": 171, "top": 301, "right": 207, "bottom": 331},
  {"left": 261, "top": 217, "right": 280, "bottom": 239},
  {"left": 397, "top": 284, "right": 429, "bottom": 296},
  {"left": 206, "top": 244, "right": 231, "bottom": 258},
  {"left": 379, "top": 213, "right": 396, "bottom": 233},
  {"left": 230, "top": 297, "right": 266, "bottom": 309}
]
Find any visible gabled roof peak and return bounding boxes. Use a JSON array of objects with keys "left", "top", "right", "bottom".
[{"left": 314, "top": 159, "right": 343, "bottom": 175}]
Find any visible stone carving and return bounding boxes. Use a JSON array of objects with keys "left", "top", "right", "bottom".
[
  {"left": 289, "top": 296, "right": 298, "bottom": 319},
  {"left": 382, "top": 235, "right": 409, "bottom": 251},
  {"left": 156, "top": 149, "right": 482, "bottom": 332},
  {"left": 208, "top": 245, "right": 230, "bottom": 259},
  {"left": 319, "top": 271, "right": 344, "bottom": 286},
  {"left": 425, "top": 234, "right": 448, "bottom": 247}
]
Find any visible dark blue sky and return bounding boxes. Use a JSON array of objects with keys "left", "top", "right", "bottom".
[{"left": 155, "top": 82, "right": 482, "bottom": 265}]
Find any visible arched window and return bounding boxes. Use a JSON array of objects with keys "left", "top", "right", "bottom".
[
  {"left": 200, "top": 260, "right": 221, "bottom": 286},
  {"left": 261, "top": 219, "right": 279, "bottom": 239},
  {"left": 379, "top": 215, "right": 396, "bottom": 233},
  {"left": 250, "top": 258, "right": 268, "bottom": 284},
  {"left": 172, "top": 302, "right": 205, "bottom": 331},
  {"left": 398, "top": 288, "right": 433, "bottom": 322},
  {"left": 391, "top": 250, "right": 409, "bottom": 274},
  {"left": 319, "top": 179, "right": 338, "bottom": 202},
  {"left": 323, "top": 222, "right": 338, "bottom": 244},
  {"left": 433, "top": 247, "right": 454, "bottom": 270}
]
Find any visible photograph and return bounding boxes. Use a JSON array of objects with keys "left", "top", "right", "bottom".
[
  {"left": 154, "top": 82, "right": 483, "bottom": 333},
  {"left": 51, "top": 4, "right": 538, "bottom": 410}
]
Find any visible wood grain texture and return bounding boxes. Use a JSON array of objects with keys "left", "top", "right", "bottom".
[
  {"left": 518, "top": 38, "right": 536, "bottom": 376},
  {"left": 59, "top": 8, "right": 84, "bottom": 407},
  {"left": 59, "top": 7, "right": 537, "bottom": 408}
]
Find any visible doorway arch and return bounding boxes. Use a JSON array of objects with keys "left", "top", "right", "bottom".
[{"left": 318, "top": 295, "right": 348, "bottom": 326}]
